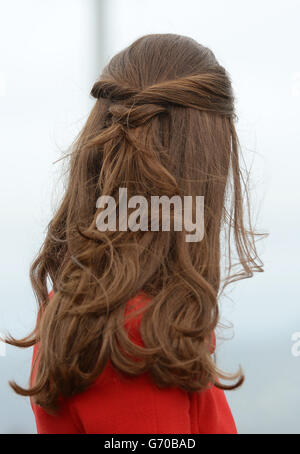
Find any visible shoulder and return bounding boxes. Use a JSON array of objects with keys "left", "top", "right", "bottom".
[{"left": 123, "top": 292, "right": 151, "bottom": 347}]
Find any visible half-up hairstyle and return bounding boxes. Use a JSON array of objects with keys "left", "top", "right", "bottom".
[{"left": 5, "top": 34, "right": 263, "bottom": 413}]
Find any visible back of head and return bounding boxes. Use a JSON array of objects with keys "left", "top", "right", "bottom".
[{"left": 7, "top": 34, "right": 263, "bottom": 413}]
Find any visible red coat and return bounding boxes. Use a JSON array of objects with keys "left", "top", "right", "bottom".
[{"left": 30, "top": 292, "right": 237, "bottom": 434}]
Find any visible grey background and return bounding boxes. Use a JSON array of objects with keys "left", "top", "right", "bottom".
[{"left": 0, "top": 0, "right": 299, "bottom": 433}]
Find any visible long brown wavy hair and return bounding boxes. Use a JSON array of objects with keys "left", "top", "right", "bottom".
[{"left": 5, "top": 33, "right": 264, "bottom": 413}]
